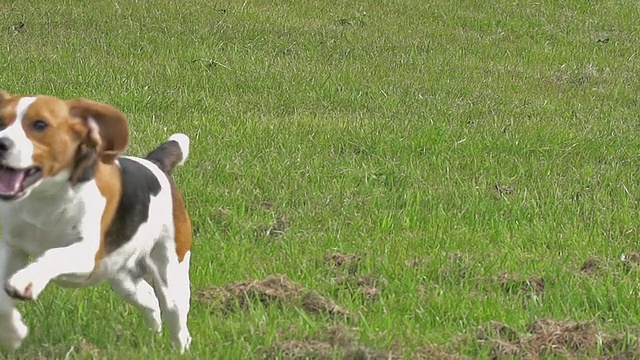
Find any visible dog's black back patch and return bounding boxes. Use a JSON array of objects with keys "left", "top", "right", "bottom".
[{"left": 104, "top": 158, "right": 161, "bottom": 253}]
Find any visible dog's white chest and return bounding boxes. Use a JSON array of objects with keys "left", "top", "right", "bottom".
[{"left": 0, "top": 193, "right": 85, "bottom": 256}]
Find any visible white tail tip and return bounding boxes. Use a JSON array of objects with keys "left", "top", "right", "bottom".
[{"left": 169, "top": 133, "right": 190, "bottom": 166}]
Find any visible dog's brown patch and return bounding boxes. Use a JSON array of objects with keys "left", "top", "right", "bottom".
[
  {"left": 93, "top": 162, "right": 123, "bottom": 264},
  {"left": 171, "top": 184, "right": 192, "bottom": 262}
]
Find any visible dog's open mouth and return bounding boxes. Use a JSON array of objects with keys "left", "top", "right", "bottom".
[{"left": 0, "top": 165, "right": 43, "bottom": 200}]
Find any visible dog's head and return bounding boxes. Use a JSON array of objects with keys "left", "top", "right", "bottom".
[{"left": 0, "top": 92, "right": 128, "bottom": 201}]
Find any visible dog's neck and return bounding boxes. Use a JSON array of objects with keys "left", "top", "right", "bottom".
[
  {"left": 70, "top": 145, "right": 99, "bottom": 185},
  {"left": 20, "top": 170, "right": 77, "bottom": 206}
]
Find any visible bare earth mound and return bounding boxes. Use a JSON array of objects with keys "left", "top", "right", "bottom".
[
  {"left": 262, "top": 325, "right": 392, "bottom": 359},
  {"left": 194, "top": 274, "right": 350, "bottom": 318},
  {"left": 476, "top": 318, "right": 635, "bottom": 359},
  {"left": 264, "top": 324, "right": 468, "bottom": 360},
  {"left": 324, "top": 251, "right": 386, "bottom": 304}
]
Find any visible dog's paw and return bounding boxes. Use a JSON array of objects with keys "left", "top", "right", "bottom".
[
  {"left": 172, "top": 330, "right": 192, "bottom": 354},
  {"left": 4, "top": 282, "right": 33, "bottom": 301},
  {"left": 5, "top": 271, "right": 46, "bottom": 301},
  {"left": 0, "top": 311, "right": 28, "bottom": 350},
  {"left": 146, "top": 310, "right": 162, "bottom": 333}
]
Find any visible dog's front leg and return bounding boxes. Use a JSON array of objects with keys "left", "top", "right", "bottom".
[
  {"left": 5, "top": 232, "right": 100, "bottom": 301},
  {"left": 0, "top": 240, "right": 30, "bottom": 349}
]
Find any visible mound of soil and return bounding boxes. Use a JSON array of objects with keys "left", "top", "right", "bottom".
[
  {"left": 265, "top": 325, "right": 470, "bottom": 359},
  {"left": 20, "top": 338, "right": 100, "bottom": 360},
  {"left": 195, "top": 274, "right": 350, "bottom": 317},
  {"left": 324, "top": 252, "right": 360, "bottom": 274},
  {"left": 333, "top": 273, "right": 387, "bottom": 303},
  {"left": 476, "top": 318, "right": 630, "bottom": 359},
  {"left": 323, "top": 251, "right": 385, "bottom": 303},
  {"left": 496, "top": 271, "right": 545, "bottom": 297},
  {"left": 262, "top": 325, "right": 389, "bottom": 359},
  {"left": 255, "top": 214, "right": 290, "bottom": 237},
  {"left": 580, "top": 258, "right": 602, "bottom": 276}
]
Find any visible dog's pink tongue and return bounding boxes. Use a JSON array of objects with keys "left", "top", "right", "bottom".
[{"left": 0, "top": 168, "right": 25, "bottom": 194}]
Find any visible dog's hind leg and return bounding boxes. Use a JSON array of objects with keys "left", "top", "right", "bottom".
[
  {"left": 148, "top": 237, "right": 191, "bottom": 353},
  {"left": 110, "top": 270, "right": 162, "bottom": 332}
]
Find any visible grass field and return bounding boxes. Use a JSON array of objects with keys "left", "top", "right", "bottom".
[{"left": 1, "top": 0, "right": 639, "bottom": 358}]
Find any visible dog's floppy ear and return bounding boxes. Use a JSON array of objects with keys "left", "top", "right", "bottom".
[
  {"left": 67, "top": 98, "right": 129, "bottom": 163},
  {"left": 0, "top": 91, "right": 10, "bottom": 105}
]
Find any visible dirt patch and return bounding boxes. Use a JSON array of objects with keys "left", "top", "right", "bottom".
[
  {"left": 620, "top": 252, "right": 640, "bottom": 272},
  {"left": 301, "top": 291, "right": 351, "bottom": 317},
  {"left": 194, "top": 274, "right": 350, "bottom": 318},
  {"left": 476, "top": 321, "right": 520, "bottom": 343},
  {"left": 265, "top": 339, "right": 335, "bottom": 359},
  {"left": 405, "top": 257, "right": 429, "bottom": 268},
  {"left": 12, "top": 337, "right": 101, "bottom": 360},
  {"left": 260, "top": 199, "right": 274, "bottom": 211},
  {"left": 580, "top": 254, "right": 640, "bottom": 278},
  {"left": 494, "top": 184, "right": 513, "bottom": 197},
  {"left": 496, "top": 271, "right": 545, "bottom": 297},
  {"left": 324, "top": 252, "right": 360, "bottom": 274},
  {"left": 262, "top": 325, "right": 390, "bottom": 359},
  {"left": 266, "top": 325, "right": 469, "bottom": 359},
  {"left": 549, "top": 64, "right": 599, "bottom": 87},
  {"left": 322, "top": 252, "right": 384, "bottom": 303},
  {"left": 580, "top": 257, "right": 602, "bottom": 276},
  {"left": 256, "top": 214, "right": 290, "bottom": 237},
  {"left": 410, "top": 345, "right": 471, "bottom": 360},
  {"left": 334, "top": 273, "right": 387, "bottom": 304},
  {"left": 476, "top": 318, "right": 630, "bottom": 359},
  {"left": 211, "top": 208, "right": 231, "bottom": 234},
  {"left": 75, "top": 338, "right": 101, "bottom": 359},
  {"left": 438, "top": 252, "right": 474, "bottom": 281}
]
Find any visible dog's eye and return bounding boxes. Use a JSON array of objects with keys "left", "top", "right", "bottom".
[{"left": 30, "top": 119, "right": 49, "bottom": 132}]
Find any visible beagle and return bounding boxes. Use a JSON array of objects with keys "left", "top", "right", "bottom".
[{"left": 0, "top": 92, "right": 192, "bottom": 353}]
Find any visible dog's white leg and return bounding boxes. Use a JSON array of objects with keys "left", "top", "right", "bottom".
[
  {"left": 176, "top": 251, "right": 191, "bottom": 342},
  {"left": 110, "top": 274, "right": 162, "bottom": 332},
  {"left": 148, "top": 239, "right": 191, "bottom": 353},
  {"left": 0, "top": 241, "right": 29, "bottom": 350},
  {"left": 5, "top": 241, "right": 98, "bottom": 301}
]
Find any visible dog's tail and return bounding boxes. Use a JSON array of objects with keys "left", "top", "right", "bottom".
[{"left": 145, "top": 133, "right": 190, "bottom": 174}]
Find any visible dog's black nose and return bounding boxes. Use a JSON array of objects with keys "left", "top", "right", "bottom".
[{"left": 0, "top": 137, "right": 14, "bottom": 154}]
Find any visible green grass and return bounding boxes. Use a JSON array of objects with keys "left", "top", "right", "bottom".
[{"left": 1, "top": 0, "right": 639, "bottom": 358}]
